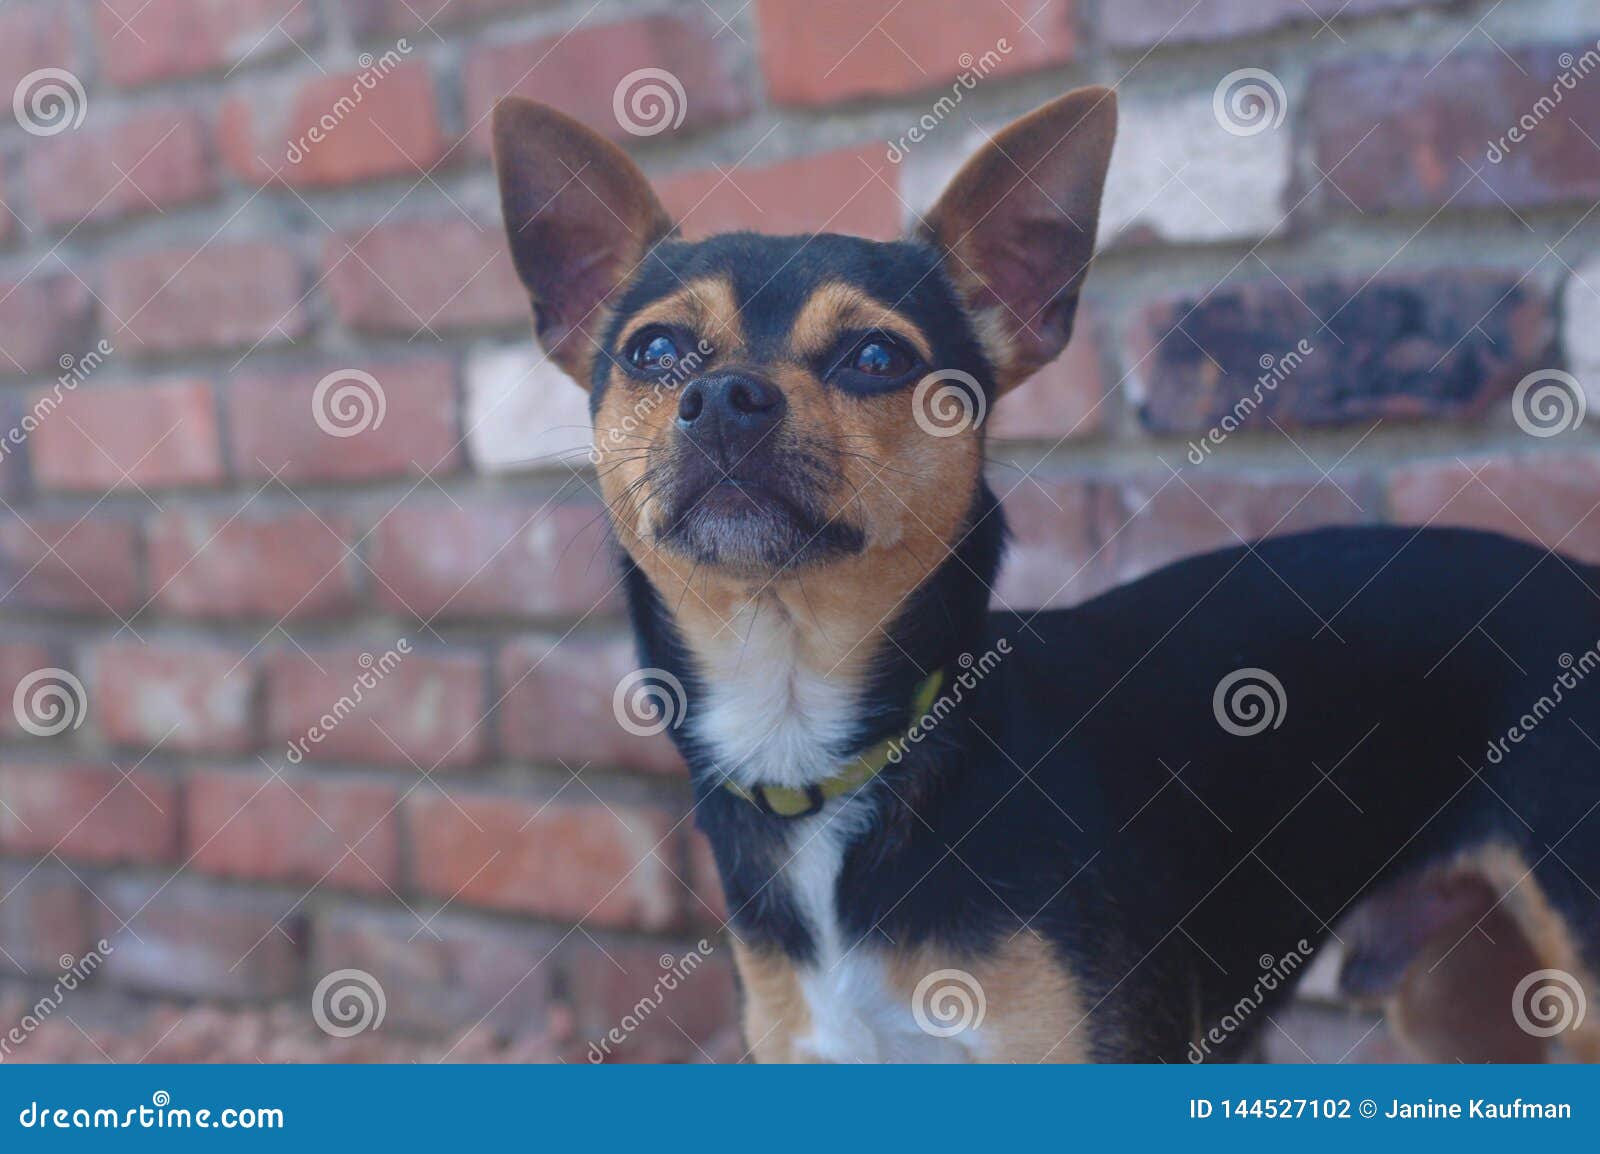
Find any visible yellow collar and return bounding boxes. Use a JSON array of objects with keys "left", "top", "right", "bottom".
[{"left": 721, "top": 669, "right": 945, "bottom": 818}]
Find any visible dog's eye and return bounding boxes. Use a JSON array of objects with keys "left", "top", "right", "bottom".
[
  {"left": 850, "top": 335, "right": 913, "bottom": 377},
  {"left": 627, "top": 328, "right": 682, "bottom": 372}
]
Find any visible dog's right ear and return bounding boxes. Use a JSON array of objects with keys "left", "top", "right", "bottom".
[{"left": 493, "top": 98, "right": 674, "bottom": 387}]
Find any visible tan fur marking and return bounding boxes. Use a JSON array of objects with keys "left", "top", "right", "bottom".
[
  {"left": 613, "top": 275, "right": 745, "bottom": 356},
  {"left": 733, "top": 936, "right": 1092, "bottom": 1064},
  {"left": 888, "top": 936, "right": 1093, "bottom": 1063},
  {"left": 789, "top": 282, "right": 934, "bottom": 363},
  {"left": 733, "top": 943, "right": 811, "bottom": 1063},
  {"left": 1382, "top": 844, "right": 1600, "bottom": 1062}
]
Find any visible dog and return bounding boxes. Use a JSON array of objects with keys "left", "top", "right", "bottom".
[{"left": 491, "top": 87, "right": 1600, "bottom": 1063}]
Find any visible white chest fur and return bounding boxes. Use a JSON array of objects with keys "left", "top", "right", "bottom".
[{"left": 690, "top": 597, "right": 977, "bottom": 1062}]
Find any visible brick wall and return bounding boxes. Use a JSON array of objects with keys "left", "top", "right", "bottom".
[{"left": 0, "top": 0, "right": 1597, "bottom": 1063}]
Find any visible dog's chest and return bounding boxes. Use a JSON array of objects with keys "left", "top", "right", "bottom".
[{"left": 780, "top": 819, "right": 979, "bottom": 1063}]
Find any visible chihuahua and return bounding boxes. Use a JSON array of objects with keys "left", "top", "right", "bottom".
[{"left": 492, "top": 87, "right": 1600, "bottom": 1063}]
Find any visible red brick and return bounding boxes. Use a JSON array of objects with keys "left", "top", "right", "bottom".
[
  {"left": 231, "top": 359, "right": 461, "bottom": 483},
  {"left": 990, "top": 310, "right": 1107, "bottom": 441},
  {"left": 991, "top": 474, "right": 1108, "bottom": 611},
  {"left": 91, "top": 641, "right": 256, "bottom": 754},
  {"left": 566, "top": 938, "right": 737, "bottom": 1062},
  {"left": 463, "top": 12, "right": 749, "bottom": 154},
  {"left": 0, "top": 639, "right": 58, "bottom": 740},
  {"left": 757, "top": 0, "right": 1075, "bottom": 107},
  {"left": 265, "top": 646, "right": 489, "bottom": 769},
  {"left": 1133, "top": 272, "right": 1552, "bottom": 432},
  {"left": 1388, "top": 453, "right": 1600, "bottom": 564},
  {"left": 0, "top": 3, "right": 74, "bottom": 99},
  {"left": 97, "top": 877, "right": 305, "bottom": 999},
  {"left": 369, "top": 501, "right": 619, "bottom": 622},
  {"left": 498, "top": 636, "right": 688, "bottom": 776},
  {"left": 1307, "top": 46, "right": 1600, "bottom": 215},
  {"left": 348, "top": 0, "right": 532, "bottom": 36},
  {"left": 95, "top": 0, "right": 316, "bottom": 88},
  {"left": 30, "top": 378, "right": 223, "bottom": 492},
  {"left": 0, "top": 762, "right": 179, "bottom": 866},
  {"left": 1102, "top": 0, "right": 1454, "bottom": 48},
  {"left": 187, "top": 770, "right": 402, "bottom": 893},
  {"left": 661, "top": 145, "right": 902, "bottom": 241},
  {"left": 323, "top": 218, "right": 526, "bottom": 335},
  {"left": 0, "top": 515, "right": 142, "bottom": 614},
  {"left": 410, "top": 792, "right": 682, "bottom": 929},
  {"left": 0, "top": 864, "right": 90, "bottom": 975},
  {"left": 313, "top": 906, "right": 559, "bottom": 1035},
  {"left": 24, "top": 107, "right": 215, "bottom": 229},
  {"left": 104, "top": 242, "right": 308, "bottom": 356},
  {"left": 1103, "top": 470, "right": 1374, "bottom": 587},
  {"left": 0, "top": 275, "right": 92, "bottom": 378},
  {"left": 220, "top": 60, "right": 445, "bottom": 188},
  {"left": 147, "top": 509, "right": 357, "bottom": 619}
]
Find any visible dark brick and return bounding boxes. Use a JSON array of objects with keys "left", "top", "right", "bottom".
[{"left": 1135, "top": 272, "right": 1552, "bottom": 432}]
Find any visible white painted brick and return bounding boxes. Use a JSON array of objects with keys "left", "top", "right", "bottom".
[
  {"left": 464, "top": 342, "right": 593, "bottom": 474},
  {"left": 1563, "top": 250, "right": 1600, "bottom": 405},
  {"left": 899, "top": 86, "right": 1292, "bottom": 246}
]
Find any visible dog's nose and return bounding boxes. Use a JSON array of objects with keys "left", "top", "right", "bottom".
[{"left": 676, "top": 373, "right": 786, "bottom": 455}]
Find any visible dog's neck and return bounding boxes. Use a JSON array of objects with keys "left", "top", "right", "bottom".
[{"left": 622, "top": 484, "right": 1005, "bottom": 792}]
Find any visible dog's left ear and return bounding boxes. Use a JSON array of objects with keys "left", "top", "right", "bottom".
[
  {"left": 493, "top": 97, "right": 674, "bottom": 387},
  {"left": 921, "top": 86, "right": 1116, "bottom": 393}
]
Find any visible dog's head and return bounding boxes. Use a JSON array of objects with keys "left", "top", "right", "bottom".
[{"left": 493, "top": 88, "right": 1115, "bottom": 597}]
